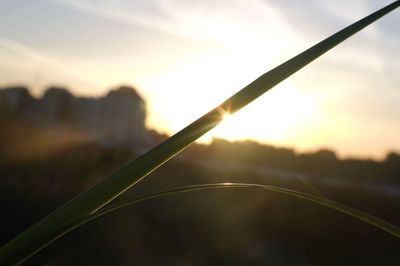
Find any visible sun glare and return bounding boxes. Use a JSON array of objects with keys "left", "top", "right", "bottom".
[
  {"left": 209, "top": 81, "right": 317, "bottom": 144},
  {"left": 143, "top": 51, "right": 319, "bottom": 146},
  {"left": 139, "top": 6, "right": 317, "bottom": 147}
]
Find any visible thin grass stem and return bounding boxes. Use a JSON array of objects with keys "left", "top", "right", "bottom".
[{"left": 27, "top": 182, "right": 400, "bottom": 263}]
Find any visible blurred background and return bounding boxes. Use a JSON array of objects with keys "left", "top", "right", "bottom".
[{"left": 0, "top": 0, "right": 399, "bottom": 265}]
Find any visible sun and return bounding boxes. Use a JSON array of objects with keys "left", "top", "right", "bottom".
[
  {"left": 208, "top": 81, "right": 317, "bottom": 144},
  {"left": 143, "top": 48, "right": 318, "bottom": 147}
]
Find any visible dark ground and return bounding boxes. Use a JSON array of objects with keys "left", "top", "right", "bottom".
[{"left": 1, "top": 135, "right": 399, "bottom": 265}]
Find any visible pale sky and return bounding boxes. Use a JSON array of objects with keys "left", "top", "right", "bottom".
[{"left": 0, "top": 0, "right": 399, "bottom": 159}]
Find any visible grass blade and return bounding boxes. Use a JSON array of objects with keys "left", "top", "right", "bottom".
[
  {"left": 91, "top": 183, "right": 400, "bottom": 239},
  {"left": 28, "top": 182, "right": 400, "bottom": 261},
  {"left": 1, "top": 1, "right": 399, "bottom": 264}
]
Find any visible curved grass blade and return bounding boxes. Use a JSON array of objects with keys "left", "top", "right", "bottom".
[
  {"left": 26, "top": 182, "right": 400, "bottom": 263},
  {"left": 71, "top": 183, "right": 400, "bottom": 240},
  {"left": 1, "top": 1, "right": 399, "bottom": 264}
]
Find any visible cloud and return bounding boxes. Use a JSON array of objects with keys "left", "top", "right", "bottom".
[
  {"left": 50, "top": 0, "right": 300, "bottom": 50},
  {"left": 49, "top": 0, "right": 182, "bottom": 38},
  {"left": 0, "top": 35, "right": 99, "bottom": 91}
]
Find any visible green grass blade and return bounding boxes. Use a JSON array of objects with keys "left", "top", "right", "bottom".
[
  {"left": 1, "top": 1, "right": 399, "bottom": 264},
  {"left": 26, "top": 182, "right": 400, "bottom": 261},
  {"left": 79, "top": 183, "right": 400, "bottom": 240}
]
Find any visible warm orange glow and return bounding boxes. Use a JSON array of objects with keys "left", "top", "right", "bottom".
[
  {"left": 2, "top": 0, "right": 398, "bottom": 159},
  {"left": 208, "top": 81, "right": 318, "bottom": 144}
]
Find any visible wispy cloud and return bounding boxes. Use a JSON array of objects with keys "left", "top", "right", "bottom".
[
  {"left": 49, "top": 0, "right": 395, "bottom": 69},
  {"left": 50, "top": 0, "right": 299, "bottom": 50},
  {"left": 50, "top": 0, "right": 181, "bottom": 37},
  {"left": 0, "top": 35, "right": 100, "bottom": 91}
]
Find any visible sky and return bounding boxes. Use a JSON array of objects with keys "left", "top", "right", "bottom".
[{"left": 0, "top": 0, "right": 399, "bottom": 159}]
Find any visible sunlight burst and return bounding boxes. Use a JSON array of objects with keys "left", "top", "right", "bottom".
[{"left": 209, "top": 81, "right": 317, "bottom": 144}]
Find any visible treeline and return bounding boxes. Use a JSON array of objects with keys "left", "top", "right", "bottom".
[{"left": 185, "top": 138, "right": 400, "bottom": 184}]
